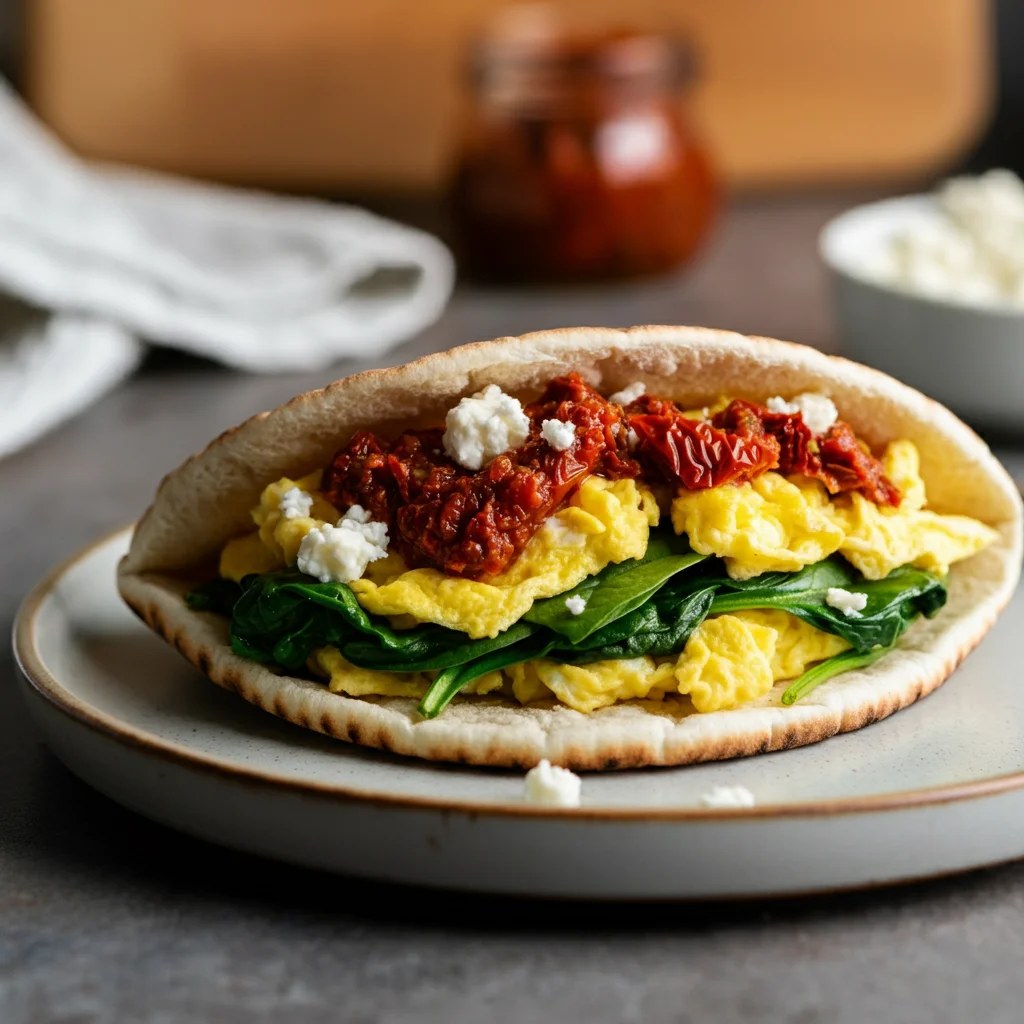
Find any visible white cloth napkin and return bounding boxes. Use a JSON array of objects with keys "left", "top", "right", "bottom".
[{"left": 0, "top": 79, "right": 455, "bottom": 455}]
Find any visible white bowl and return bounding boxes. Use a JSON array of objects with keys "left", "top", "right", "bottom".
[{"left": 820, "top": 195, "right": 1024, "bottom": 431}]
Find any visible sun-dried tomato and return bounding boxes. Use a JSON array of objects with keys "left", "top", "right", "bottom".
[
  {"left": 816, "top": 421, "right": 901, "bottom": 506},
  {"left": 322, "top": 374, "right": 635, "bottom": 578},
  {"left": 322, "top": 381, "right": 900, "bottom": 580},
  {"left": 713, "top": 399, "right": 816, "bottom": 475},
  {"left": 710, "top": 399, "right": 900, "bottom": 506},
  {"left": 628, "top": 400, "right": 781, "bottom": 489},
  {"left": 324, "top": 428, "right": 458, "bottom": 527}
]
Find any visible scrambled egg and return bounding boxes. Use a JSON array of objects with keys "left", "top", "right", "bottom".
[
  {"left": 218, "top": 473, "right": 657, "bottom": 639},
  {"left": 672, "top": 439, "right": 998, "bottom": 580},
  {"left": 219, "top": 472, "right": 339, "bottom": 581},
  {"left": 828, "top": 440, "right": 999, "bottom": 579},
  {"left": 349, "top": 477, "right": 657, "bottom": 638},
  {"left": 729, "top": 609, "right": 850, "bottom": 680},
  {"left": 672, "top": 472, "right": 844, "bottom": 580},
  {"left": 672, "top": 614, "right": 778, "bottom": 712},
  {"left": 309, "top": 648, "right": 503, "bottom": 699},
  {"left": 507, "top": 657, "right": 677, "bottom": 714},
  {"left": 448, "top": 609, "right": 846, "bottom": 714}
]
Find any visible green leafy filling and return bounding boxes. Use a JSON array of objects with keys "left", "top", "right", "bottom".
[{"left": 187, "top": 528, "right": 947, "bottom": 720}]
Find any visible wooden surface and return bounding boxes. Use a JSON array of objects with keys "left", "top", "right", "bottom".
[
  {"left": 2, "top": 192, "right": 1024, "bottom": 1023},
  {"left": 26, "top": 0, "right": 993, "bottom": 190}
]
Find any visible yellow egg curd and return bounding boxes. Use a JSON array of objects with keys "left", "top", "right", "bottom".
[
  {"left": 217, "top": 473, "right": 658, "bottom": 639},
  {"left": 311, "top": 609, "right": 849, "bottom": 713},
  {"left": 672, "top": 439, "right": 998, "bottom": 581}
]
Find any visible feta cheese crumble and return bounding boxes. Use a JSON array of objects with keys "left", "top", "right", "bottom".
[
  {"left": 296, "top": 506, "right": 389, "bottom": 583},
  {"left": 867, "top": 170, "right": 1024, "bottom": 307},
  {"left": 609, "top": 381, "right": 646, "bottom": 406},
  {"left": 564, "top": 595, "right": 587, "bottom": 615},
  {"left": 442, "top": 385, "right": 531, "bottom": 471},
  {"left": 541, "top": 417, "right": 576, "bottom": 451},
  {"left": 766, "top": 393, "right": 838, "bottom": 436},
  {"left": 278, "top": 487, "right": 313, "bottom": 520},
  {"left": 626, "top": 427, "right": 640, "bottom": 451},
  {"left": 543, "top": 518, "right": 587, "bottom": 547},
  {"left": 700, "top": 784, "right": 756, "bottom": 809},
  {"left": 524, "top": 760, "right": 582, "bottom": 807},
  {"left": 825, "top": 586, "right": 868, "bottom": 618},
  {"left": 341, "top": 504, "right": 373, "bottom": 524}
]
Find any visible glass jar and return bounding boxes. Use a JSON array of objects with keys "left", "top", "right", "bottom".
[{"left": 449, "top": 20, "right": 718, "bottom": 282}]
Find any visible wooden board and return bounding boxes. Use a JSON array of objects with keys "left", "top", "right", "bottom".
[{"left": 25, "top": 0, "right": 993, "bottom": 190}]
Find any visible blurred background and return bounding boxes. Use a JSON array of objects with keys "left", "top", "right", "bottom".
[
  {"left": 3, "top": 0, "right": 1020, "bottom": 194},
  {"left": 0, "top": 0, "right": 1023, "bottom": 457}
]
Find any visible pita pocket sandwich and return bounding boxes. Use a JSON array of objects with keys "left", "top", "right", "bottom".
[{"left": 118, "top": 327, "right": 1022, "bottom": 770}]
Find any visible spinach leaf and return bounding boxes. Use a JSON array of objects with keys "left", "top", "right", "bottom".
[
  {"left": 709, "top": 558, "right": 947, "bottom": 652},
  {"left": 235, "top": 572, "right": 417, "bottom": 649},
  {"left": 229, "top": 589, "right": 355, "bottom": 670},
  {"left": 549, "top": 585, "right": 717, "bottom": 664},
  {"left": 418, "top": 633, "right": 556, "bottom": 719},
  {"left": 225, "top": 570, "right": 544, "bottom": 677},
  {"left": 228, "top": 571, "right": 402, "bottom": 670},
  {"left": 186, "top": 577, "right": 243, "bottom": 615},
  {"left": 711, "top": 557, "right": 858, "bottom": 598},
  {"left": 781, "top": 645, "right": 892, "bottom": 705},
  {"left": 525, "top": 548, "right": 706, "bottom": 643},
  {"left": 343, "top": 620, "right": 540, "bottom": 673}
]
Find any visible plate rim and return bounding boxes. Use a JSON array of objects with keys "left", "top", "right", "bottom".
[{"left": 15, "top": 526, "right": 1024, "bottom": 823}]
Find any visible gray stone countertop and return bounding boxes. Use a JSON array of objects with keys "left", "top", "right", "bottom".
[{"left": 3, "top": 193, "right": 1024, "bottom": 1023}]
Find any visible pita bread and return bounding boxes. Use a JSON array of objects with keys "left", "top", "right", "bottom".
[{"left": 117, "top": 326, "right": 1023, "bottom": 769}]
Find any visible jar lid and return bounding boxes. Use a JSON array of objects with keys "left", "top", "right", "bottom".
[{"left": 469, "top": 9, "right": 695, "bottom": 94}]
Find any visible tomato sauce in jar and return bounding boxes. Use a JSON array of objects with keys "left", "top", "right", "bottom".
[{"left": 449, "top": 17, "right": 718, "bottom": 282}]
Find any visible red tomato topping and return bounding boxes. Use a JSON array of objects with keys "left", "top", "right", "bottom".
[
  {"left": 815, "top": 421, "right": 902, "bottom": 506},
  {"left": 628, "top": 395, "right": 781, "bottom": 489},
  {"left": 710, "top": 399, "right": 900, "bottom": 506},
  {"left": 321, "top": 381, "right": 900, "bottom": 579},
  {"left": 322, "top": 374, "right": 635, "bottom": 578}
]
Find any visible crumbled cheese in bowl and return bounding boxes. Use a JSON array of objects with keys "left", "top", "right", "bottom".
[
  {"left": 825, "top": 587, "right": 868, "bottom": 618},
  {"left": 524, "top": 760, "right": 582, "bottom": 807},
  {"left": 766, "top": 393, "right": 838, "bottom": 436},
  {"left": 868, "top": 169, "right": 1024, "bottom": 307},
  {"left": 296, "top": 507, "right": 389, "bottom": 583},
  {"left": 278, "top": 487, "right": 313, "bottom": 520},
  {"left": 700, "top": 785, "right": 756, "bottom": 809},
  {"left": 564, "top": 595, "right": 587, "bottom": 615},
  {"left": 541, "top": 417, "right": 576, "bottom": 451},
  {"left": 442, "top": 385, "right": 531, "bottom": 471},
  {"left": 609, "top": 381, "right": 646, "bottom": 405}
]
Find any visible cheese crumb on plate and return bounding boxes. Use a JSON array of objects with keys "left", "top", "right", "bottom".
[
  {"left": 700, "top": 785, "right": 756, "bottom": 809},
  {"left": 524, "top": 760, "right": 582, "bottom": 807}
]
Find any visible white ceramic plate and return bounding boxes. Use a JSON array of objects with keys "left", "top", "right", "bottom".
[{"left": 15, "top": 529, "right": 1024, "bottom": 900}]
